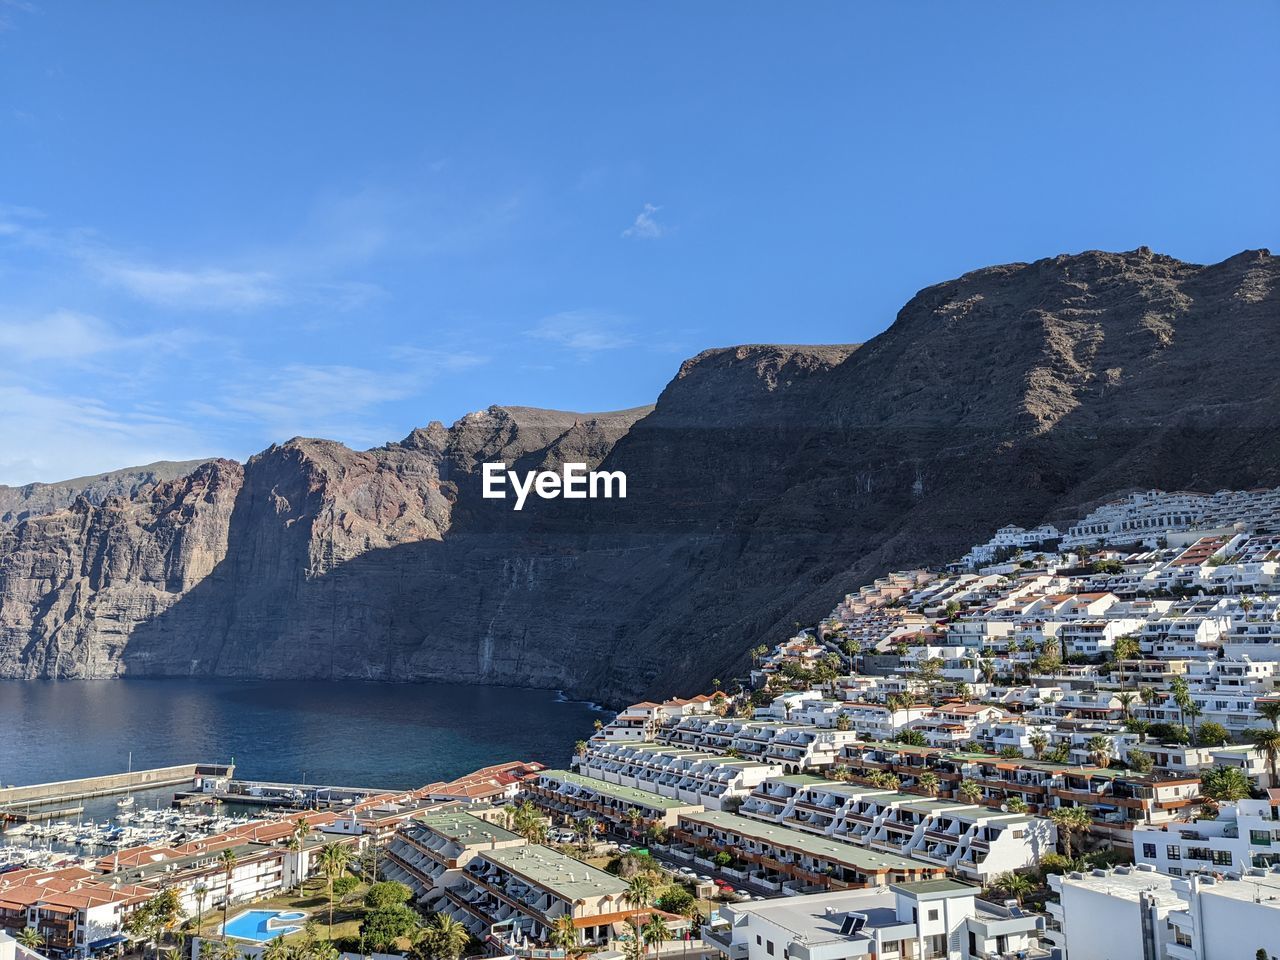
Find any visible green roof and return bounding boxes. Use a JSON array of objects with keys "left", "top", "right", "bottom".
[
  {"left": 540, "top": 770, "right": 700, "bottom": 811},
  {"left": 417, "top": 810, "right": 521, "bottom": 845},
  {"left": 891, "top": 878, "right": 979, "bottom": 898},
  {"left": 680, "top": 809, "right": 935, "bottom": 874},
  {"left": 482, "top": 844, "right": 628, "bottom": 900}
]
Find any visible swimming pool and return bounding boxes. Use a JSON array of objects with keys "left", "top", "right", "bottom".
[{"left": 221, "top": 910, "right": 308, "bottom": 942}]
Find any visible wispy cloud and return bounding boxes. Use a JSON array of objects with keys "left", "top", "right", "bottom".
[
  {"left": 0, "top": 384, "right": 211, "bottom": 486},
  {"left": 621, "top": 202, "right": 666, "bottom": 240},
  {"left": 192, "top": 350, "right": 488, "bottom": 447},
  {"left": 0, "top": 0, "right": 35, "bottom": 32},
  {"left": 0, "top": 309, "right": 198, "bottom": 365},
  {"left": 527, "top": 310, "right": 635, "bottom": 354},
  {"left": 0, "top": 203, "right": 384, "bottom": 312},
  {"left": 94, "top": 262, "right": 287, "bottom": 311}
]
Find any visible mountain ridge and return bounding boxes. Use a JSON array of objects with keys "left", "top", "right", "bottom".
[{"left": 1, "top": 248, "right": 1276, "bottom": 703}]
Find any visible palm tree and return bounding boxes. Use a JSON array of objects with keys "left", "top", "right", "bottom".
[
  {"left": 192, "top": 884, "right": 209, "bottom": 934},
  {"left": 1258, "top": 701, "right": 1280, "bottom": 731},
  {"left": 207, "top": 939, "right": 246, "bottom": 960},
  {"left": 992, "top": 872, "right": 1033, "bottom": 905},
  {"left": 1185, "top": 703, "right": 1203, "bottom": 744},
  {"left": 625, "top": 873, "right": 656, "bottom": 914},
  {"left": 262, "top": 936, "right": 291, "bottom": 960},
  {"left": 580, "top": 817, "right": 598, "bottom": 855},
  {"left": 218, "top": 849, "right": 238, "bottom": 934},
  {"left": 625, "top": 807, "right": 644, "bottom": 839},
  {"left": 958, "top": 779, "right": 983, "bottom": 805},
  {"left": 16, "top": 928, "right": 45, "bottom": 951},
  {"left": 549, "top": 914, "right": 580, "bottom": 955},
  {"left": 1116, "top": 691, "right": 1136, "bottom": 719},
  {"left": 429, "top": 913, "right": 470, "bottom": 960},
  {"left": 1048, "top": 806, "right": 1092, "bottom": 860},
  {"left": 1253, "top": 728, "right": 1280, "bottom": 788},
  {"left": 1085, "top": 734, "right": 1113, "bottom": 769},
  {"left": 918, "top": 772, "right": 940, "bottom": 797},
  {"left": 1201, "top": 765, "right": 1252, "bottom": 802},
  {"left": 642, "top": 915, "right": 671, "bottom": 956},
  {"left": 1028, "top": 731, "right": 1048, "bottom": 760},
  {"left": 841, "top": 639, "right": 862, "bottom": 674},
  {"left": 318, "top": 842, "right": 351, "bottom": 935}
]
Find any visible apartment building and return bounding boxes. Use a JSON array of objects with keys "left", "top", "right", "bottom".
[
  {"left": 654, "top": 716, "right": 860, "bottom": 773},
  {"left": 444, "top": 844, "right": 639, "bottom": 948},
  {"left": 704, "top": 881, "right": 1045, "bottom": 960},
  {"left": 523, "top": 769, "right": 703, "bottom": 831},
  {"left": 1134, "top": 796, "right": 1280, "bottom": 875},
  {"left": 1046, "top": 865, "right": 1280, "bottom": 960},
  {"left": 382, "top": 810, "right": 525, "bottom": 906},
  {"left": 741, "top": 776, "right": 1053, "bottom": 882},
  {"left": 575, "top": 741, "right": 779, "bottom": 809},
  {"left": 0, "top": 867, "right": 153, "bottom": 958},
  {"left": 669, "top": 810, "right": 944, "bottom": 892}
]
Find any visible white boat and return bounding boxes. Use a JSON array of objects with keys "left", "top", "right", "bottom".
[{"left": 116, "top": 796, "right": 135, "bottom": 809}]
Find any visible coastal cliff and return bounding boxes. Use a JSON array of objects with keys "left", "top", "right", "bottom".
[{"left": 1, "top": 248, "right": 1277, "bottom": 701}]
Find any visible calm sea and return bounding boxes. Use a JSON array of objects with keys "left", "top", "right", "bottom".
[{"left": 0, "top": 679, "right": 603, "bottom": 792}]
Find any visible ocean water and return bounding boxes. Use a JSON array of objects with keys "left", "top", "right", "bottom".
[{"left": 0, "top": 678, "right": 603, "bottom": 791}]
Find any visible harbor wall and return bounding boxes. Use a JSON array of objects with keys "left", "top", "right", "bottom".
[{"left": 0, "top": 763, "right": 234, "bottom": 808}]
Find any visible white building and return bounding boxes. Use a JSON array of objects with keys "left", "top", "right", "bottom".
[
  {"left": 1047, "top": 865, "right": 1280, "bottom": 960},
  {"left": 575, "top": 741, "right": 779, "bottom": 809},
  {"left": 1134, "top": 797, "right": 1280, "bottom": 875},
  {"left": 703, "top": 881, "right": 1046, "bottom": 960}
]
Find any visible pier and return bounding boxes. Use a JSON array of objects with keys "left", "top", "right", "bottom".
[
  {"left": 173, "top": 777, "right": 388, "bottom": 810},
  {"left": 2, "top": 805, "right": 84, "bottom": 823},
  {"left": 0, "top": 762, "right": 234, "bottom": 823}
]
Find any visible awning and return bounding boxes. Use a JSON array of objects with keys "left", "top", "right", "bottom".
[{"left": 88, "top": 936, "right": 129, "bottom": 951}]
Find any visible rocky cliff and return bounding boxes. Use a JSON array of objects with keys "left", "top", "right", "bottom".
[
  {"left": 0, "top": 460, "right": 210, "bottom": 529},
  {"left": 1, "top": 248, "right": 1276, "bottom": 702}
]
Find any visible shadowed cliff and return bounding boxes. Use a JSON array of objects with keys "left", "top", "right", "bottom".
[{"left": 1, "top": 248, "right": 1276, "bottom": 703}]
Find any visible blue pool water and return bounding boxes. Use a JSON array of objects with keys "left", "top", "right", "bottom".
[{"left": 222, "top": 910, "right": 308, "bottom": 942}]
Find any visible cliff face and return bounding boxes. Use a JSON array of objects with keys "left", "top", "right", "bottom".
[
  {"left": 1, "top": 249, "right": 1276, "bottom": 701},
  {"left": 0, "top": 460, "right": 211, "bottom": 529}
]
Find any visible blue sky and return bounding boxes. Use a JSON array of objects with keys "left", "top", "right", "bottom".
[{"left": 1, "top": 2, "right": 1276, "bottom": 484}]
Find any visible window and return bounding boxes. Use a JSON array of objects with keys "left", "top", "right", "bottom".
[
  {"left": 1213, "top": 850, "right": 1232, "bottom": 866},
  {"left": 1169, "top": 867, "right": 1182, "bottom": 876},
  {"left": 756, "top": 937, "right": 762, "bottom": 946},
  {"left": 1142, "top": 843, "right": 1156, "bottom": 859},
  {"left": 1166, "top": 846, "right": 1181, "bottom": 860},
  {"left": 927, "top": 908, "right": 939, "bottom": 921},
  {"left": 767, "top": 942, "right": 775, "bottom": 956}
]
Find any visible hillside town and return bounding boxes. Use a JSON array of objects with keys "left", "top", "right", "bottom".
[{"left": 6, "top": 487, "right": 1280, "bottom": 960}]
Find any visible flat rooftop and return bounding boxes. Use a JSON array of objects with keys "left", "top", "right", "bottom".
[
  {"left": 539, "top": 770, "right": 699, "bottom": 811},
  {"left": 482, "top": 844, "right": 628, "bottom": 900},
  {"left": 725, "top": 887, "right": 900, "bottom": 945},
  {"left": 416, "top": 810, "right": 521, "bottom": 845},
  {"left": 1056, "top": 868, "right": 1182, "bottom": 906},
  {"left": 681, "top": 810, "right": 934, "bottom": 874}
]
